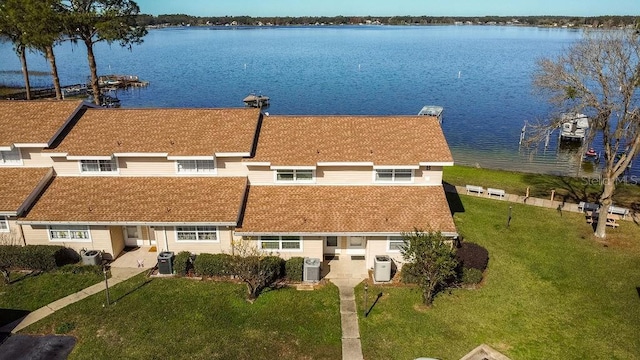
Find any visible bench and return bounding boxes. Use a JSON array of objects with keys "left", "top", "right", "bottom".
[
  {"left": 465, "top": 185, "right": 484, "bottom": 195},
  {"left": 608, "top": 205, "right": 629, "bottom": 219},
  {"left": 487, "top": 188, "right": 505, "bottom": 199},
  {"left": 578, "top": 201, "right": 599, "bottom": 213}
]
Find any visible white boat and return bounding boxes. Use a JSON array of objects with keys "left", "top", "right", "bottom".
[
  {"left": 418, "top": 105, "right": 444, "bottom": 123},
  {"left": 559, "top": 113, "right": 589, "bottom": 141}
]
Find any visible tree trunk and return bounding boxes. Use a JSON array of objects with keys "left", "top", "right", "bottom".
[
  {"left": 18, "top": 45, "right": 31, "bottom": 100},
  {"left": 85, "top": 39, "right": 100, "bottom": 105},
  {"left": 595, "top": 178, "right": 616, "bottom": 238},
  {"left": 45, "top": 45, "right": 62, "bottom": 100}
]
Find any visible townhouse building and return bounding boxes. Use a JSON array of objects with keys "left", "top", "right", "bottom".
[{"left": 0, "top": 100, "right": 457, "bottom": 274}]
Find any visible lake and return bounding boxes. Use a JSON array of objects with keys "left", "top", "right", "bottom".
[{"left": 1, "top": 25, "right": 619, "bottom": 177}]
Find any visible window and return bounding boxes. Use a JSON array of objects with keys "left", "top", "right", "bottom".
[
  {"left": 0, "top": 216, "right": 9, "bottom": 232},
  {"left": 80, "top": 159, "right": 117, "bottom": 173},
  {"left": 326, "top": 236, "right": 338, "bottom": 247},
  {"left": 49, "top": 225, "right": 90, "bottom": 241},
  {"left": 177, "top": 160, "right": 216, "bottom": 174},
  {"left": 375, "top": 169, "right": 413, "bottom": 183},
  {"left": 388, "top": 236, "right": 405, "bottom": 252},
  {"left": 176, "top": 226, "right": 219, "bottom": 242},
  {"left": 275, "top": 169, "right": 314, "bottom": 182},
  {"left": 0, "top": 148, "right": 21, "bottom": 165},
  {"left": 259, "top": 235, "right": 302, "bottom": 251}
]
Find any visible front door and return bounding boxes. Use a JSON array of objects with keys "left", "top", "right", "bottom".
[
  {"left": 324, "top": 236, "right": 340, "bottom": 255},
  {"left": 346, "top": 236, "right": 366, "bottom": 255},
  {"left": 124, "top": 226, "right": 143, "bottom": 247}
]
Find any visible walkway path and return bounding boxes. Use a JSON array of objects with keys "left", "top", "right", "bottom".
[
  {"left": 2, "top": 267, "right": 146, "bottom": 334},
  {"left": 447, "top": 184, "right": 640, "bottom": 221},
  {"left": 331, "top": 278, "right": 365, "bottom": 360}
]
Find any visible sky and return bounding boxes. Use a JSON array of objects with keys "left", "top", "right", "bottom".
[{"left": 135, "top": 0, "right": 640, "bottom": 17}]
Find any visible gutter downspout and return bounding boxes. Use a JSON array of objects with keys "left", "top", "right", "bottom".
[{"left": 163, "top": 227, "right": 169, "bottom": 252}]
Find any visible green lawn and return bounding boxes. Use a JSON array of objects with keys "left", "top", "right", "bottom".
[
  {"left": 0, "top": 271, "right": 103, "bottom": 311},
  {"left": 443, "top": 165, "right": 640, "bottom": 208},
  {"left": 23, "top": 277, "right": 342, "bottom": 360},
  {"left": 358, "top": 195, "right": 640, "bottom": 360}
]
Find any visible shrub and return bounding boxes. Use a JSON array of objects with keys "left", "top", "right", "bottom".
[
  {"left": 193, "top": 253, "right": 234, "bottom": 277},
  {"left": 58, "top": 264, "right": 103, "bottom": 276},
  {"left": 0, "top": 245, "right": 79, "bottom": 271},
  {"left": 456, "top": 242, "right": 489, "bottom": 271},
  {"left": 400, "top": 263, "right": 420, "bottom": 284},
  {"left": 261, "top": 256, "right": 284, "bottom": 281},
  {"left": 173, "top": 251, "right": 193, "bottom": 276},
  {"left": 461, "top": 267, "right": 483, "bottom": 285},
  {"left": 284, "top": 257, "right": 304, "bottom": 282}
]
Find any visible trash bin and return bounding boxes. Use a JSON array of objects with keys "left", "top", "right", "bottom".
[
  {"left": 157, "top": 251, "right": 174, "bottom": 274},
  {"left": 374, "top": 255, "right": 391, "bottom": 282},
  {"left": 303, "top": 257, "right": 321, "bottom": 282},
  {"left": 81, "top": 250, "right": 102, "bottom": 266}
]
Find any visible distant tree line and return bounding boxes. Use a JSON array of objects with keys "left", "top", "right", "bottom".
[{"left": 136, "top": 14, "right": 639, "bottom": 29}]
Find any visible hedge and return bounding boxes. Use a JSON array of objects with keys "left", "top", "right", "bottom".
[
  {"left": 0, "top": 245, "right": 79, "bottom": 271},
  {"left": 284, "top": 257, "right": 304, "bottom": 282},
  {"left": 260, "top": 256, "right": 284, "bottom": 282},
  {"left": 173, "top": 251, "right": 193, "bottom": 276},
  {"left": 456, "top": 242, "right": 489, "bottom": 271},
  {"left": 193, "top": 253, "right": 234, "bottom": 276}
]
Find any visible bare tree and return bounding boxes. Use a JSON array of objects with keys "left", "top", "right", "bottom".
[
  {"left": 534, "top": 30, "right": 640, "bottom": 238},
  {"left": 229, "top": 239, "right": 283, "bottom": 302}
]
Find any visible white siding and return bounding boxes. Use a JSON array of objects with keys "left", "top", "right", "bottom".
[
  {"left": 20, "top": 148, "right": 53, "bottom": 167},
  {"left": 217, "top": 158, "right": 249, "bottom": 177},
  {"left": 51, "top": 157, "right": 80, "bottom": 176},
  {"left": 154, "top": 226, "right": 234, "bottom": 254},
  {"left": 118, "top": 157, "right": 175, "bottom": 176},
  {"left": 22, "top": 224, "right": 117, "bottom": 258},
  {"left": 242, "top": 236, "right": 323, "bottom": 260},
  {"left": 365, "top": 236, "right": 405, "bottom": 270}
]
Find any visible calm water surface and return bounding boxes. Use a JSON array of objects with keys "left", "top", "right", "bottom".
[{"left": 1, "top": 26, "right": 618, "bottom": 177}]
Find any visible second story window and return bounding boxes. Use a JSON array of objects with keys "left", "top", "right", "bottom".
[
  {"left": 375, "top": 169, "right": 413, "bottom": 183},
  {"left": 177, "top": 160, "right": 216, "bottom": 174},
  {"left": 275, "top": 169, "right": 314, "bottom": 182},
  {"left": 80, "top": 159, "right": 117, "bottom": 173},
  {"left": 0, "top": 148, "right": 21, "bottom": 165}
]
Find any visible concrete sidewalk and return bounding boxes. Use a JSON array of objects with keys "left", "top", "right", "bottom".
[
  {"left": 445, "top": 184, "right": 637, "bottom": 217},
  {"left": 331, "top": 278, "right": 365, "bottom": 360},
  {"left": 1, "top": 267, "right": 146, "bottom": 334}
]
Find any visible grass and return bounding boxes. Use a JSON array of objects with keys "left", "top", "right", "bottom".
[
  {"left": 0, "top": 271, "right": 103, "bottom": 311},
  {"left": 23, "top": 277, "right": 342, "bottom": 360},
  {"left": 443, "top": 165, "right": 640, "bottom": 208},
  {"left": 357, "top": 195, "right": 640, "bottom": 360}
]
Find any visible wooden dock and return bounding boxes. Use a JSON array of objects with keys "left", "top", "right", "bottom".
[{"left": 243, "top": 94, "right": 270, "bottom": 108}]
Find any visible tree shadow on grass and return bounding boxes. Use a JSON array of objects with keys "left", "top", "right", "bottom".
[
  {"left": 521, "top": 173, "right": 600, "bottom": 204},
  {"left": 444, "top": 183, "right": 465, "bottom": 215},
  {"left": 112, "top": 278, "right": 152, "bottom": 304}
]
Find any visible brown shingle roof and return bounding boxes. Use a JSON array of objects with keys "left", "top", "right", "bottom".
[
  {"left": 247, "top": 115, "right": 453, "bottom": 166},
  {"left": 48, "top": 108, "right": 261, "bottom": 156},
  {"left": 0, "top": 167, "right": 53, "bottom": 215},
  {"left": 22, "top": 177, "right": 248, "bottom": 224},
  {"left": 0, "top": 100, "right": 85, "bottom": 147},
  {"left": 237, "top": 185, "right": 456, "bottom": 234}
]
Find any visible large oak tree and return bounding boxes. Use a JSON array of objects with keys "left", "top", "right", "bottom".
[{"left": 534, "top": 30, "right": 640, "bottom": 238}]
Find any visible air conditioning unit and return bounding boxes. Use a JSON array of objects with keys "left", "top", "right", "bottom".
[{"left": 303, "top": 257, "right": 321, "bottom": 282}]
